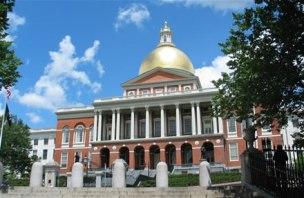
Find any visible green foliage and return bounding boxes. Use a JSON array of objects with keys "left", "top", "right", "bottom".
[
  {"left": 294, "top": 155, "right": 304, "bottom": 171},
  {"left": 0, "top": 116, "right": 33, "bottom": 176},
  {"left": 212, "top": 1, "right": 304, "bottom": 133},
  {"left": 140, "top": 172, "right": 241, "bottom": 187},
  {"left": 0, "top": 0, "right": 22, "bottom": 89},
  {"left": 3, "top": 171, "right": 30, "bottom": 186}
]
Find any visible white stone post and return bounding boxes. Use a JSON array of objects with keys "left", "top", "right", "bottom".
[
  {"left": 191, "top": 102, "right": 197, "bottom": 135},
  {"left": 111, "top": 110, "right": 116, "bottom": 141},
  {"left": 112, "top": 160, "right": 126, "bottom": 188},
  {"left": 30, "top": 161, "right": 43, "bottom": 187},
  {"left": 199, "top": 160, "right": 211, "bottom": 187},
  {"left": 145, "top": 106, "right": 150, "bottom": 138},
  {"left": 130, "top": 108, "right": 135, "bottom": 139},
  {"left": 160, "top": 105, "right": 165, "bottom": 137},
  {"left": 98, "top": 111, "right": 102, "bottom": 141},
  {"left": 196, "top": 103, "right": 202, "bottom": 135},
  {"left": 95, "top": 171, "right": 102, "bottom": 188},
  {"left": 66, "top": 172, "right": 72, "bottom": 188},
  {"left": 93, "top": 111, "right": 98, "bottom": 141},
  {"left": 71, "top": 162, "right": 83, "bottom": 188},
  {"left": 175, "top": 104, "right": 181, "bottom": 136},
  {"left": 156, "top": 162, "right": 168, "bottom": 188}
]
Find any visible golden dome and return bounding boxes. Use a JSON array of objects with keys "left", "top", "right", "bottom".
[
  {"left": 139, "top": 22, "right": 194, "bottom": 75},
  {"left": 139, "top": 45, "right": 194, "bottom": 75}
]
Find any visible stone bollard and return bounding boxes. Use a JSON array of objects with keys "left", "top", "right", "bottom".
[
  {"left": 95, "top": 171, "right": 102, "bottom": 188},
  {"left": 156, "top": 162, "right": 168, "bottom": 188},
  {"left": 30, "top": 161, "right": 43, "bottom": 187},
  {"left": 199, "top": 160, "right": 211, "bottom": 187},
  {"left": 44, "top": 161, "right": 60, "bottom": 187},
  {"left": 66, "top": 172, "right": 72, "bottom": 188},
  {"left": 0, "top": 161, "right": 3, "bottom": 186},
  {"left": 112, "top": 160, "right": 126, "bottom": 188},
  {"left": 71, "top": 162, "right": 83, "bottom": 188}
]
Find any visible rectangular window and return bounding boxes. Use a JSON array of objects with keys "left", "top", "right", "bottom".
[
  {"left": 62, "top": 131, "right": 69, "bottom": 144},
  {"left": 203, "top": 118, "right": 213, "bottom": 134},
  {"left": 124, "top": 121, "right": 131, "bottom": 139},
  {"left": 106, "top": 125, "right": 112, "bottom": 140},
  {"left": 262, "top": 125, "right": 271, "bottom": 133},
  {"left": 44, "top": 138, "right": 49, "bottom": 145},
  {"left": 292, "top": 118, "right": 299, "bottom": 128},
  {"left": 61, "top": 152, "right": 68, "bottom": 168},
  {"left": 138, "top": 120, "right": 146, "bottom": 138},
  {"left": 33, "top": 150, "right": 37, "bottom": 156},
  {"left": 43, "top": 149, "right": 48, "bottom": 160},
  {"left": 34, "top": 139, "right": 38, "bottom": 145},
  {"left": 229, "top": 143, "right": 238, "bottom": 161},
  {"left": 153, "top": 119, "right": 161, "bottom": 137},
  {"left": 228, "top": 117, "right": 237, "bottom": 137},
  {"left": 183, "top": 116, "right": 192, "bottom": 135},
  {"left": 262, "top": 139, "right": 272, "bottom": 160},
  {"left": 168, "top": 118, "right": 176, "bottom": 136}
]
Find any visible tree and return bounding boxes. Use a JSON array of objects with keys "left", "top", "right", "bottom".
[
  {"left": 212, "top": 1, "right": 303, "bottom": 141},
  {"left": 0, "top": 116, "right": 33, "bottom": 176},
  {"left": 0, "top": 0, "right": 22, "bottom": 89}
]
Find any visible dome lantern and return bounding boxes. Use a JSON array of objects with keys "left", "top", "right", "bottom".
[{"left": 159, "top": 21, "right": 174, "bottom": 47}]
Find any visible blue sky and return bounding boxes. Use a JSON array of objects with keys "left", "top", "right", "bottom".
[{"left": 1, "top": 0, "right": 252, "bottom": 129}]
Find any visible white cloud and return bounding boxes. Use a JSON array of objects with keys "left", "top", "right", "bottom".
[
  {"left": 195, "top": 55, "right": 231, "bottom": 88},
  {"left": 158, "top": 0, "right": 252, "bottom": 11},
  {"left": 26, "top": 112, "right": 42, "bottom": 123},
  {"left": 18, "top": 35, "right": 102, "bottom": 111},
  {"left": 8, "top": 12, "right": 26, "bottom": 31},
  {"left": 114, "top": 4, "right": 150, "bottom": 30},
  {"left": 4, "top": 12, "right": 26, "bottom": 41},
  {"left": 96, "top": 60, "right": 105, "bottom": 78}
]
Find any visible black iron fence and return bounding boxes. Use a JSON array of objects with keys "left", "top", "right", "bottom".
[{"left": 248, "top": 146, "right": 304, "bottom": 198}]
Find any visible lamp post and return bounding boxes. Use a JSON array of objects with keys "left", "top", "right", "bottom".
[{"left": 83, "top": 156, "right": 88, "bottom": 176}]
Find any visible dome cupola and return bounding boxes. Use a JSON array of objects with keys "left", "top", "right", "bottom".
[{"left": 139, "top": 22, "right": 194, "bottom": 75}]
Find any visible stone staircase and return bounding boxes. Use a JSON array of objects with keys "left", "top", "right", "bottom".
[{"left": 1, "top": 185, "right": 265, "bottom": 198}]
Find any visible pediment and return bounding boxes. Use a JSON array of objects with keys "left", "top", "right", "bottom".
[{"left": 122, "top": 67, "right": 196, "bottom": 87}]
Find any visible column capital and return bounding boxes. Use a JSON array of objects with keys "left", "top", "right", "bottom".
[
  {"left": 175, "top": 103, "right": 179, "bottom": 108},
  {"left": 145, "top": 106, "right": 149, "bottom": 110},
  {"left": 112, "top": 109, "right": 116, "bottom": 113},
  {"left": 191, "top": 102, "right": 196, "bottom": 107},
  {"left": 196, "top": 101, "right": 200, "bottom": 106},
  {"left": 98, "top": 110, "right": 103, "bottom": 113},
  {"left": 116, "top": 109, "right": 120, "bottom": 113},
  {"left": 94, "top": 110, "right": 98, "bottom": 114},
  {"left": 160, "top": 105, "right": 164, "bottom": 109},
  {"left": 130, "top": 107, "right": 135, "bottom": 111}
]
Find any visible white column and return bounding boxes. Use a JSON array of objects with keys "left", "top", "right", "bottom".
[
  {"left": 116, "top": 109, "right": 120, "bottom": 140},
  {"left": 111, "top": 110, "right": 116, "bottom": 140},
  {"left": 176, "top": 104, "right": 181, "bottom": 136},
  {"left": 160, "top": 105, "right": 165, "bottom": 138},
  {"left": 98, "top": 111, "right": 102, "bottom": 141},
  {"left": 93, "top": 111, "right": 98, "bottom": 142},
  {"left": 212, "top": 117, "right": 218, "bottom": 134},
  {"left": 191, "top": 103, "right": 196, "bottom": 136},
  {"left": 196, "top": 102, "right": 202, "bottom": 135},
  {"left": 134, "top": 112, "right": 138, "bottom": 138},
  {"left": 218, "top": 117, "right": 224, "bottom": 134},
  {"left": 131, "top": 108, "right": 135, "bottom": 139},
  {"left": 145, "top": 106, "right": 150, "bottom": 138}
]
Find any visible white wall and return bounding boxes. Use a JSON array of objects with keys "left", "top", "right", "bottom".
[{"left": 30, "top": 129, "right": 56, "bottom": 165}]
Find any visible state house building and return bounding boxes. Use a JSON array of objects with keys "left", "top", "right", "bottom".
[{"left": 54, "top": 22, "right": 282, "bottom": 174}]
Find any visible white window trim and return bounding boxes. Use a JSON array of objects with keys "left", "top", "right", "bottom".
[
  {"left": 167, "top": 117, "right": 176, "bottom": 135},
  {"left": 261, "top": 125, "right": 272, "bottom": 135},
  {"left": 229, "top": 143, "right": 239, "bottom": 161},
  {"left": 60, "top": 152, "right": 68, "bottom": 168},
  {"left": 139, "top": 119, "right": 146, "bottom": 137},
  {"left": 62, "top": 127, "right": 70, "bottom": 145},
  {"left": 227, "top": 118, "right": 237, "bottom": 137},
  {"left": 89, "top": 126, "right": 94, "bottom": 142},
  {"left": 74, "top": 125, "right": 85, "bottom": 145},
  {"left": 183, "top": 115, "right": 192, "bottom": 135},
  {"left": 202, "top": 116, "right": 213, "bottom": 134},
  {"left": 153, "top": 118, "right": 161, "bottom": 137}
]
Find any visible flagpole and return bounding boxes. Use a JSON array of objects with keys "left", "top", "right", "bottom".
[{"left": 0, "top": 94, "right": 7, "bottom": 150}]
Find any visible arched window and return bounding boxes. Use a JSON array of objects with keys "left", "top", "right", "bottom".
[
  {"left": 75, "top": 125, "right": 84, "bottom": 143},
  {"left": 62, "top": 127, "right": 69, "bottom": 144}
]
